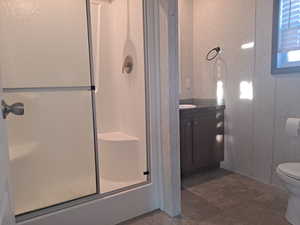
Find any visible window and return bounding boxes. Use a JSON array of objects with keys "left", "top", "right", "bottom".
[{"left": 272, "top": 0, "right": 300, "bottom": 74}]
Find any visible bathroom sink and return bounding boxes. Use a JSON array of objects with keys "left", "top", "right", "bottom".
[{"left": 179, "top": 104, "right": 197, "bottom": 110}]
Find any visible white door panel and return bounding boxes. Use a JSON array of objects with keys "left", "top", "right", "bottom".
[
  {"left": 0, "top": 0, "right": 91, "bottom": 88},
  {"left": 4, "top": 91, "right": 97, "bottom": 215}
]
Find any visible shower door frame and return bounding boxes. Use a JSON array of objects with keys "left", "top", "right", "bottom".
[{"left": 13, "top": 0, "right": 162, "bottom": 223}]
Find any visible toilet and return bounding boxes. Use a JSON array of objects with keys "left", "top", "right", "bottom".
[{"left": 277, "top": 163, "right": 300, "bottom": 225}]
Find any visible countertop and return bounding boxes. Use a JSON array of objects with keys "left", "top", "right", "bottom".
[{"left": 179, "top": 98, "right": 225, "bottom": 112}]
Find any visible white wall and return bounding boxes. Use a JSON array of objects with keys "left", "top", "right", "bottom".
[
  {"left": 254, "top": 0, "right": 300, "bottom": 186},
  {"left": 192, "top": 0, "right": 257, "bottom": 178},
  {"left": 185, "top": 0, "right": 300, "bottom": 187},
  {"left": 178, "top": 0, "right": 194, "bottom": 99},
  {"left": 251, "top": 0, "right": 275, "bottom": 184}
]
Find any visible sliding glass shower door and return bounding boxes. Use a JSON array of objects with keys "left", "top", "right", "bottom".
[
  {"left": 0, "top": 0, "right": 154, "bottom": 222},
  {"left": 0, "top": 0, "right": 98, "bottom": 216},
  {"left": 90, "top": 0, "right": 149, "bottom": 194}
]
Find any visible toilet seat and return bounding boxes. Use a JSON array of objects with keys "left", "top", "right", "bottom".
[
  {"left": 278, "top": 163, "right": 300, "bottom": 181},
  {"left": 277, "top": 163, "right": 300, "bottom": 225}
]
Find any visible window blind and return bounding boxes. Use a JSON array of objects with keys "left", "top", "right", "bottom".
[{"left": 279, "top": 0, "right": 300, "bottom": 53}]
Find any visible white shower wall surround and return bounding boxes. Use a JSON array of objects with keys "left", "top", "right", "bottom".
[
  {"left": 91, "top": 0, "right": 148, "bottom": 191},
  {"left": 179, "top": 0, "right": 300, "bottom": 187}
]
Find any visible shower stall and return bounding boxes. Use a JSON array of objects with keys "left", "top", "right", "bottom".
[
  {"left": 0, "top": 0, "right": 155, "bottom": 222},
  {"left": 90, "top": 0, "right": 148, "bottom": 194}
]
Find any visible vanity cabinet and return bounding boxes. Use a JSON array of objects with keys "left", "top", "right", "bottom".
[{"left": 180, "top": 108, "right": 224, "bottom": 177}]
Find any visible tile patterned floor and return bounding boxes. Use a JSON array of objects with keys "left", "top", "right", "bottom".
[{"left": 119, "top": 169, "right": 290, "bottom": 225}]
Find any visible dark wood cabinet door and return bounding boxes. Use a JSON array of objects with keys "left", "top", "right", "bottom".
[
  {"left": 180, "top": 119, "right": 194, "bottom": 175},
  {"left": 213, "top": 133, "right": 224, "bottom": 162},
  {"left": 180, "top": 108, "right": 224, "bottom": 176},
  {"left": 192, "top": 114, "right": 217, "bottom": 168},
  {"left": 214, "top": 118, "right": 225, "bottom": 162}
]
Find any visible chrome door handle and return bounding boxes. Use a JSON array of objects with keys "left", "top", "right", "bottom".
[{"left": 1, "top": 100, "right": 24, "bottom": 119}]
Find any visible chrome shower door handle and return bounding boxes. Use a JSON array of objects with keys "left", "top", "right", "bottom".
[{"left": 1, "top": 100, "right": 24, "bottom": 119}]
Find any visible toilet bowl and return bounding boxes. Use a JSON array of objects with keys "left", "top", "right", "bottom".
[{"left": 277, "top": 163, "right": 300, "bottom": 225}]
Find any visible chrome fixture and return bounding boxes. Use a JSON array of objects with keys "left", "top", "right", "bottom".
[
  {"left": 1, "top": 100, "right": 24, "bottom": 119},
  {"left": 122, "top": 55, "right": 134, "bottom": 74}
]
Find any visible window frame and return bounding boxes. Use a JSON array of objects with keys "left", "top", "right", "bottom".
[{"left": 271, "top": 0, "right": 300, "bottom": 74}]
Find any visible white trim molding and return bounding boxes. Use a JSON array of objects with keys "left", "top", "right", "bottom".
[
  {"left": 158, "top": 0, "right": 181, "bottom": 217},
  {"left": 90, "top": 1, "right": 102, "bottom": 92}
]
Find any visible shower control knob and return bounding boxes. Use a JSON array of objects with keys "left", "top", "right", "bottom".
[
  {"left": 122, "top": 55, "right": 134, "bottom": 74},
  {"left": 1, "top": 100, "right": 24, "bottom": 119}
]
